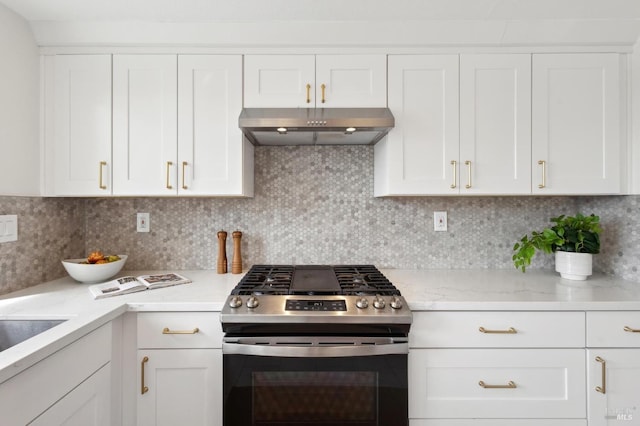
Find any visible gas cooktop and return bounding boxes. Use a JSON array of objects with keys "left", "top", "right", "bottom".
[{"left": 230, "top": 264, "right": 401, "bottom": 296}]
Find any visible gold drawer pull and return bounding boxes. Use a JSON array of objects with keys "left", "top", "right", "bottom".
[
  {"left": 166, "top": 161, "right": 173, "bottom": 189},
  {"left": 624, "top": 326, "right": 640, "bottom": 333},
  {"left": 181, "top": 161, "right": 188, "bottom": 190},
  {"left": 141, "top": 356, "right": 149, "bottom": 394},
  {"left": 595, "top": 356, "right": 606, "bottom": 394},
  {"left": 162, "top": 327, "right": 199, "bottom": 334},
  {"left": 465, "top": 160, "right": 472, "bottom": 189},
  {"left": 321, "top": 83, "right": 326, "bottom": 103},
  {"left": 306, "top": 83, "right": 311, "bottom": 104},
  {"left": 479, "top": 380, "right": 516, "bottom": 389},
  {"left": 479, "top": 326, "right": 517, "bottom": 334},
  {"left": 538, "top": 160, "right": 546, "bottom": 189},
  {"left": 450, "top": 160, "right": 457, "bottom": 189},
  {"left": 99, "top": 161, "right": 107, "bottom": 190}
]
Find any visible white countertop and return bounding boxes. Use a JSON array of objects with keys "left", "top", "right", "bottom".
[{"left": 0, "top": 268, "right": 639, "bottom": 384}]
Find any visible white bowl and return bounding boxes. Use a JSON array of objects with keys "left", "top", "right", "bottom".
[{"left": 61, "top": 255, "right": 128, "bottom": 283}]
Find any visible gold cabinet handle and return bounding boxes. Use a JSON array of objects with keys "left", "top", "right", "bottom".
[
  {"left": 479, "top": 326, "right": 517, "bottom": 334},
  {"left": 538, "top": 160, "right": 546, "bottom": 189},
  {"left": 306, "top": 83, "right": 311, "bottom": 104},
  {"left": 595, "top": 356, "right": 606, "bottom": 394},
  {"left": 464, "top": 160, "right": 472, "bottom": 189},
  {"left": 624, "top": 326, "right": 640, "bottom": 333},
  {"left": 99, "top": 161, "right": 107, "bottom": 190},
  {"left": 162, "top": 327, "right": 199, "bottom": 334},
  {"left": 166, "top": 161, "right": 173, "bottom": 189},
  {"left": 321, "top": 83, "right": 326, "bottom": 103},
  {"left": 181, "top": 161, "right": 188, "bottom": 190},
  {"left": 450, "top": 160, "right": 457, "bottom": 189},
  {"left": 479, "top": 380, "right": 516, "bottom": 389},
  {"left": 141, "top": 356, "right": 149, "bottom": 395}
]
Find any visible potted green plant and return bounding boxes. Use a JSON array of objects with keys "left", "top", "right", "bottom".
[{"left": 512, "top": 213, "right": 601, "bottom": 280}]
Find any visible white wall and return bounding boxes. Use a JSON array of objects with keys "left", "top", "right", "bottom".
[{"left": 0, "top": 3, "right": 39, "bottom": 196}]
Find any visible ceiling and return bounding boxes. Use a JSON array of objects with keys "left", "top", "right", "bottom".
[
  {"left": 2, "top": 0, "right": 640, "bottom": 23},
  {"left": 2, "top": 0, "right": 640, "bottom": 47}
]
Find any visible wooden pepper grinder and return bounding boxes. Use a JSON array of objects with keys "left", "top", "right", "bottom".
[
  {"left": 217, "top": 231, "right": 227, "bottom": 274},
  {"left": 231, "top": 231, "right": 243, "bottom": 274}
]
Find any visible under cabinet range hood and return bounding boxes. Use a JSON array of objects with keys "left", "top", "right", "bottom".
[{"left": 239, "top": 107, "right": 394, "bottom": 146}]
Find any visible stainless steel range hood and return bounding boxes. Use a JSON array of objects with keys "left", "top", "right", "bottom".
[{"left": 239, "top": 107, "right": 394, "bottom": 146}]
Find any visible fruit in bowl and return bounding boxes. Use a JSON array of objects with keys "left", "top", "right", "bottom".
[{"left": 62, "top": 252, "right": 128, "bottom": 283}]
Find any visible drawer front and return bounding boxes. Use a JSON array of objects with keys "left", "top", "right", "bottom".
[
  {"left": 409, "top": 349, "right": 586, "bottom": 419},
  {"left": 137, "top": 312, "right": 222, "bottom": 349},
  {"left": 587, "top": 311, "right": 640, "bottom": 347},
  {"left": 411, "top": 421, "right": 587, "bottom": 426},
  {"left": 410, "top": 311, "right": 585, "bottom": 348}
]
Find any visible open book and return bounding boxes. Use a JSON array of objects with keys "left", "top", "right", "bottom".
[{"left": 89, "top": 273, "right": 191, "bottom": 299}]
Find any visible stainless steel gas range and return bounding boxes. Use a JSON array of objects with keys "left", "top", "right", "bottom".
[{"left": 220, "top": 264, "right": 412, "bottom": 426}]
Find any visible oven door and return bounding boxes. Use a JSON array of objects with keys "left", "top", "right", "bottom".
[{"left": 223, "top": 336, "right": 408, "bottom": 426}]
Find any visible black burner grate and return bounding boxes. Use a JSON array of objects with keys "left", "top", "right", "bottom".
[
  {"left": 232, "top": 265, "right": 294, "bottom": 295},
  {"left": 334, "top": 265, "right": 400, "bottom": 296}
]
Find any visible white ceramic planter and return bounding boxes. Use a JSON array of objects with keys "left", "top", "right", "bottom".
[{"left": 555, "top": 251, "right": 593, "bottom": 281}]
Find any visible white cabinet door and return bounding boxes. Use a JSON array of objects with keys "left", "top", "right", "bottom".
[
  {"left": 459, "top": 54, "right": 531, "bottom": 194},
  {"left": 409, "top": 349, "right": 585, "bottom": 419},
  {"left": 29, "top": 363, "right": 111, "bottom": 426},
  {"left": 244, "top": 55, "right": 315, "bottom": 107},
  {"left": 244, "top": 54, "right": 386, "bottom": 108},
  {"left": 178, "top": 55, "right": 254, "bottom": 196},
  {"left": 113, "top": 55, "right": 178, "bottom": 195},
  {"left": 532, "top": 53, "right": 622, "bottom": 194},
  {"left": 587, "top": 349, "right": 640, "bottom": 425},
  {"left": 137, "top": 349, "right": 222, "bottom": 426},
  {"left": 50, "top": 55, "right": 112, "bottom": 196},
  {"left": 375, "top": 55, "right": 459, "bottom": 195},
  {"left": 315, "top": 55, "right": 387, "bottom": 107}
]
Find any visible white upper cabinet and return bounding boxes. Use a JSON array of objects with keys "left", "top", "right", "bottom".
[
  {"left": 375, "top": 55, "right": 459, "bottom": 195},
  {"left": 459, "top": 54, "right": 532, "bottom": 194},
  {"left": 113, "top": 55, "right": 178, "bottom": 196},
  {"left": 244, "top": 55, "right": 387, "bottom": 108},
  {"left": 178, "top": 55, "right": 253, "bottom": 196},
  {"left": 376, "top": 54, "right": 531, "bottom": 196},
  {"left": 532, "top": 53, "right": 622, "bottom": 194},
  {"left": 47, "top": 55, "right": 112, "bottom": 196}
]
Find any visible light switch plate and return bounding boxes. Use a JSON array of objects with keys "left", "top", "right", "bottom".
[
  {"left": 0, "top": 215, "right": 18, "bottom": 243},
  {"left": 434, "top": 211, "right": 447, "bottom": 232},
  {"left": 137, "top": 213, "right": 150, "bottom": 233}
]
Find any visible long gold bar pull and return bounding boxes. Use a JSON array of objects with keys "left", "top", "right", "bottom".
[
  {"left": 306, "top": 84, "right": 311, "bottom": 104},
  {"left": 595, "top": 356, "right": 606, "bottom": 394},
  {"left": 141, "top": 356, "right": 149, "bottom": 395},
  {"left": 624, "top": 326, "right": 640, "bottom": 333},
  {"left": 465, "top": 160, "right": 472, "bottom": 189},
  {"left": 181, "top": 161, "right": 188, "bottom": 190},
  {"left": 99, "top": 161, "right": 107, "bottom": 190},
  {"left": 166, "top": 161, "right": 173, "bottom": 189},
  {"left": 479, "top": 380, "right": 517, "bottom": 389},
  {"left": 538, "top": 160, "right": 546, "bottom": 189},
  {"left": 450, "top": 160, "right": 457, "bottom": 189},
  {"left": 162, "top": 327, "right": 199, "bottom": 335},
  {"left": 479, "top": 326, "right": 517, "bottom": 334},
  {"left": 321, "top": 84, "right": 326, "bottom": 103}
]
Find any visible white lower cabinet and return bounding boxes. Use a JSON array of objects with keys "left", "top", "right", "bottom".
[
  {"left": 136, "top": 312, "right": 223, "bottom": 426},
  {"left": 409, "top": 311, "right": 586, "bottom": 424}
]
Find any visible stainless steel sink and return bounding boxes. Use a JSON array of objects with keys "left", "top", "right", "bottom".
[{"left": 0, "top": 319, "right": 66, "bottom": 352}]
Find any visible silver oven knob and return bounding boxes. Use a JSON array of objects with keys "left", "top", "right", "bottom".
[
  {"left": 246, "top": 296, "right": 259, "bottom": 309},
  {"left": 373, "top": 296, "right": 386, "bottom": 309},
  {"left": 229, "top": 296, "right": 242, "bottom": 308},
  {"left": 390, "top": 296, "right": 403, "bottom": 310},
  {"left": 356, "top": 297, "right": 369, "bottom": 309}
]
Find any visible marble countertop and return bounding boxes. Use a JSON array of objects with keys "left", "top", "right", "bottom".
[{"left": 0, "top": 268, "right": 639, "bottom": 384}]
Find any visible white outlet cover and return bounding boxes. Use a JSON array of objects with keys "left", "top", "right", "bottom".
[
  {"left": 434, "top": 211, "right": 447, "bottom": 232},
  {"left": 137, "top": 212, "right": 150, "bottom": 232},
  {"left": 0, "top": 215, "right": 18, "bottom": 243}
]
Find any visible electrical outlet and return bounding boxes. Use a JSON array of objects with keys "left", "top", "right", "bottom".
[
  {"left": 434, "top": 211, "right": 447, "bottom": 232},
  {"left": 0, "top": 215, "right": 18, "bottom": 243},
  {"left": 137, "top": 213, "right": 150, "bottom": 232}
]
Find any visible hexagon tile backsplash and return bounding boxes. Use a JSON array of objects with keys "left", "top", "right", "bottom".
[{"left": 1, "top": 145, "right": 639, "bottom": 294}]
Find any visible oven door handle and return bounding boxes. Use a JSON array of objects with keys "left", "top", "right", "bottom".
[{"left": 222, "top": 340, "right": 408, "bottom": 358}]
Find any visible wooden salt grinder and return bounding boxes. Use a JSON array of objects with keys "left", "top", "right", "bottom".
[
  {"left": 217, "top": 231, "right": 227, "bottom": 274},
  {"left": 231, "top": 231, "right": 243, "bottom": 274}
]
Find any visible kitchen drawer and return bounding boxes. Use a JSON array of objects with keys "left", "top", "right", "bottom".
[
  {"left": 409, "top": 348, "right": 586, "bottom": 419},
  {"left": 137, "top": 312, "right": 222, "bottom": 349},
  {"left": 410, "top": 311, "right": 585, "bottom": 348},
  {"left": 587, "top": 311, "right": 640, "bottom": 347},
  {"left": 410, "top": 420, "right": 586, "bottom": 426}
]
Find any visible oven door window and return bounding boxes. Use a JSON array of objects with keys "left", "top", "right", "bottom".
[{"left": 224, "top": 354, "right": 407, "bottom": 426}]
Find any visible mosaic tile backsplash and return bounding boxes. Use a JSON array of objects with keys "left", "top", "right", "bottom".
[{"left": 1, "top": 145, "right": 638, "bottom": 295}]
